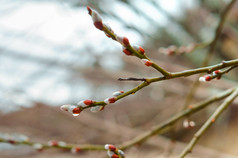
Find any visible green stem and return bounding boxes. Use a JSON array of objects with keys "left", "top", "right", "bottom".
[
  {"left": 118, "top": 88, "right": 235, "bottom": 150},
  {"left": 179, "top": 88, "right": 238, "bottom": 158}
]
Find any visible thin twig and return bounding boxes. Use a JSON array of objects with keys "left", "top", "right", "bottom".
[
  {"left": 182, "top": 0, "right": 237, "bottom": 109},
  {"left": 118, "top": 88, "right": 235, "bottom": 150},
  {"left": 148, "top": 59, "right": 238, "bottom": 82},
  {"left": 118, "top": 77, "right": 146, "bottom": 81},
  {"left": 0, "top": 137, "right": 105, "bottom": 151},
  {"left": 205, "top": 0, "right": 237, "bottom": 65},
  {"left": 179, "top": 88, "right": 238, "bottom": 158},
  {"left": 88, "top": 7, "right": 171, "bottom": 78},
  {"left": 224, "top": 65, "right": 238, "bottom": 74},
  {"left": 81, "top": 59, "right": 238, "bottom": 110}
]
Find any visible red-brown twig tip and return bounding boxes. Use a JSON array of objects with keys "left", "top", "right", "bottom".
[
  {"left": 88, "top": 7, "right": 104, "bottom": 30},
  {"left": 87, "top": 6, "right": 92, "bottom": 15}
]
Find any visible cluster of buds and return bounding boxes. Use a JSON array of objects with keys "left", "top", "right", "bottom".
[
  {"left": 87, "top": 6, "right": 146, "bottom": 59},
  {"left": 105, "top": 144, "right": 125, "bottom": 158},
  {"left": 60, "top": 99, "right": 94, "bottom": 116},
  {"left": 199, "top": 70, "right": 222, "bottom": 82},
  {"left": 0, "top": 133, "right": 29, "bottom": 145},
  {"left": 61, "top": 91, "right": 125, "bottom": 115},
  {"left": 122, "top": 45, "right": 145, "bottom": 56},
  {"left": 158, "top": 44, "right": 195, "bottom": 55},
  {"left": 87, "top": 6, "right": 116, "bottom": 40},
  {"left": 183, "top": 119, "right": 196, "bottom": 129},
  {"left": 0, "top": 133, "right": 84, "bottom": 154}
]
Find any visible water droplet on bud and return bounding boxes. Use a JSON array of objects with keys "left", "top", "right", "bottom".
[{"left": 72, "top": 113, "right": 80, "bottom": 116}]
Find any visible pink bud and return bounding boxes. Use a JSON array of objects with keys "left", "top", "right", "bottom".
[
  {"left": 60, "top": 104, "right": 70, "bottom": 111},
  {"left": 178, "top": 46, "right": 186, "bottom": 53},
  {"left": 167, "top": 45, "right": 176, "bottom": 55},
  {"left": 112, "top": 154, "right": 119, "bottom": 158},
  {"left": 33, "top": 143, "right": 43, "bottom": 152},
  {"left": 183, "top": 119, "right": 189, "bottom": 128},
  {"left": 199, "top": 75, "right": 212, "bottom": 82},
  {"left": 67, "top": 105, "right": 81, "bottom": 116},
  {"left": 183, "top": 119, "right": 196, "bottom": 128},
  {"left": 58, "top": 141, "right": 66, "bottom": 147},
  {"left": 112, "top": 91, "right": 124, "bottom": 97},
  {"left": 141, "top": 59, "right": 152, "bottom": 67},
  {"left": 94, "top": 21, "right": 103, "bottom": 30},
  {"left": 48, "top": 140, "right": 58, "bottom": 147},
  {"left": 8, "top": 140, "right": 16, "bottom": 144},
  {"left": 205, "top": 75, "right": 212, "bottom": 81},
  {"left": 71, "top": 147, "right": 81, "bottom": 154},
  {"left": 122, "top": 48, "right": 132, "bottom": 56},
  {"left": 72, "top": 107, "right": 81, "bottom": 116},
  {"left": 90, "top": 106, "right": 104, "bottom": 113},
  {"left": 117, "top": 36, "right": 130, "bottom": 47},
  {"left": 105, "top": 144, "right": 116, "bottom": 151},
  {"left": 77, "top": 100, "right": 94, "bottom": 107},
  {"left": 189, "top": 121, "right": 196, "bottom": 127},
  {"left": 90, "top": 10, "right": 103, "bottom": 30},
  {"left": 84, "top": 99, "right": 94, "bottom": 105},
  {"left": 104, "top": 97, "right": 116, "bottom": 104},
  {"left": 213, "top": 70, "right": 221, "bottom": 75},
  {"left": 133, "top": 45, "right": 145, "bottom": 55},
  {"left": 138, "top": 46, "right": 145, "bottom": 55}
]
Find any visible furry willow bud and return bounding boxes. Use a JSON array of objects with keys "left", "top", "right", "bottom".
[{"left": 141, "top": 59, "right": 153, "bottom": 67}]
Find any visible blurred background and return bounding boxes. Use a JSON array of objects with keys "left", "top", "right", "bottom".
[{"left": 0, "top": 0, "right": 237, "bottom": 157}]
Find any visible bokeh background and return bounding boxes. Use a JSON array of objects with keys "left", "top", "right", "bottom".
[{"left": 0, "top": 0, "right": 238, "bottom": 157}]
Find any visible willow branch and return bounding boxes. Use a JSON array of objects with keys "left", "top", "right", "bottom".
[
  {"left": 183, "top": 0, "right": 237, "bottom": 109},
  {"left": 87, "top": 6, "right": 171, "bottom": 78},
  {"left": 148, "top": 59, "right": 238, "bottom": 82},
  {"left": 118, "top": 77, "right": 146, "bottom": 81},
  {"left": 80, "top": 59, "right": 238, "bottom": 111},
  {"left": 179, "top": 88, "right": 238, "bottom": 158},
  {"left": 0, "top": 137, "right": 105, "bottom": 151},
  {"left": 118, "top": 88, "right": 235, "bottom": 150}
]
